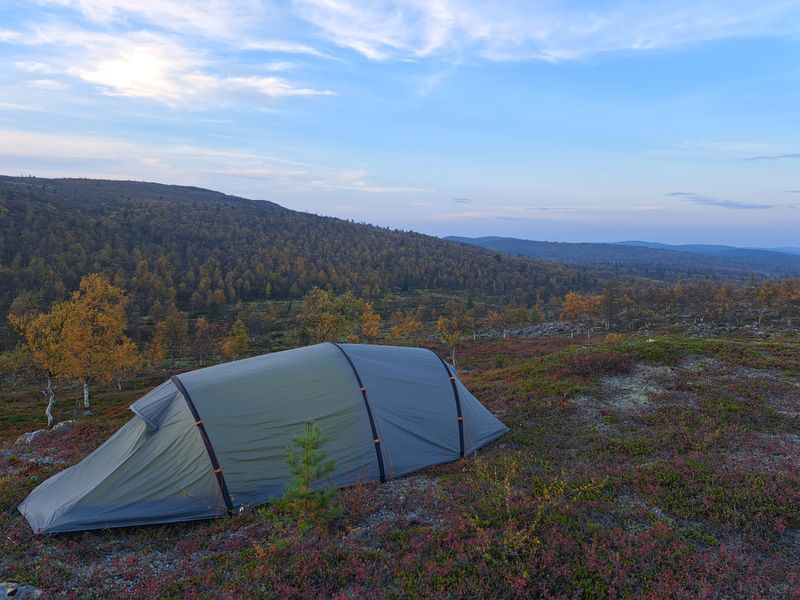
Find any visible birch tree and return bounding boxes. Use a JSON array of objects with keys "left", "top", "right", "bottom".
[
  {"left": 222, "top": 318, "right": 249, "bottom": 360},
  {"left": 59, "top": 274, "right": 140, "bottom": 415},
  {"left": 8, "top": 304, "right": 70, "bottom": 427}
]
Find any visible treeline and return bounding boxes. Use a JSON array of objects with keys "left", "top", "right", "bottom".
[
  {"left": 560, "top": 278, "right": 800, "bottom": 332},
  {"left": 0, "top": 176, "right": 597, "bottom": 348},
  {"left": 4, "top": 272, "right": 799, "bottom": 428}
]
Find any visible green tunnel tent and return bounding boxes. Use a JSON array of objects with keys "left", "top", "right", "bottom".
[{"left": 19, "top": 343, "right": 508, "bottom": 533}]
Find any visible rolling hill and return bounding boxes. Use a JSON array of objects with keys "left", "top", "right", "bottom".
[
  {"left": 446, "top": 236, "right": 800, "bottom": 280},
  {"left": 0, "top": 177, "right": 595, "bottom": 340}
]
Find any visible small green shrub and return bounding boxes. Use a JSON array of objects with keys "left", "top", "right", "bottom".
[
  {"left": 493, "top": 354, "right": 509, "bottom": 369},
  {"left": 265, "top": 419, "right": 342, "bottom": 530}
]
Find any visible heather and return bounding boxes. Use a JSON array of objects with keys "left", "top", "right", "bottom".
[{"left": 2, "top": 333, "right": 798, "bottom": 598}]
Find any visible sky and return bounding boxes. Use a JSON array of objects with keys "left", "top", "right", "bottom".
[{"left": 1, "top": 1, "right": 799, "bottom": 246}]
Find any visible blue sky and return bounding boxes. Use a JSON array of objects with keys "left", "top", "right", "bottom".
[{"left": 1, "top": 1, "right": 799, "bottom": 245}]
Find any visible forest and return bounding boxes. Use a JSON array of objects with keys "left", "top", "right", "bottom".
[{"left": 0, "top": 176, "right": 601, "bottom": 349}]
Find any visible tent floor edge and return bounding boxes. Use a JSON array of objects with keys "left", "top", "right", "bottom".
[{"left": 171, "top": 375, "right": 235, "bottom": 516}]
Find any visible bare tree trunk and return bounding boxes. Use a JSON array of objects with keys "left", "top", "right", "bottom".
[
  {"left": 83, "top": 381, "right": 93, "bottom": 416},
  {"left": 43, "top": 374, "right": 55, "bottom": 428}
]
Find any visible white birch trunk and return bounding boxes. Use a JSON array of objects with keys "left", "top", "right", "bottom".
[
  {"left": 83, "top": 381, "right": 93, "bottom": 415},
  {"left": 43, "top": 374, "right": 55, "bottom": 428}
]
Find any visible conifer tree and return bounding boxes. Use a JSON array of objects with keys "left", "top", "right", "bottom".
[{"left": 277, "top": 420, "right": 340, "bottom": 529}]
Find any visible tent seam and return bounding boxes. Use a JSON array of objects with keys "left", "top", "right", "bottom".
[
  {"left": 171, "top": 375, "right": 234, "bottom": 515},
  {"left": 329, "top": 343, "right": 387, "bottom": 483},
  {"left": 434, "top": 354, "right": 465, "bottom": 458}
]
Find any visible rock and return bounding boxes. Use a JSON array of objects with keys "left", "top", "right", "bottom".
[
  {"left": 406, "top": 512, "right": 421, "bottom": 524},
  {"left": 33, "top": 456, "right": 68, "bottom": 466},
  {"left": 51, "top": 420, "right": 75, "bottom": 432},
  {"left": 1, "top": 582, "right": 42, "bottom": 599},
  {"left": 14, "top": 429, "right": 48, "bottom": 446},
  {"left": 14, "top": 420, "right": 75, "bottom": 446}
]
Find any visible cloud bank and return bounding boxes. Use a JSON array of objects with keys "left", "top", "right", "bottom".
[{"left": 667, "top": 192, "right": 775, "bottom": 210}]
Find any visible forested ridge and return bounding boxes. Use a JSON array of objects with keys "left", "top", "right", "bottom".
[
  {"left": 447, "top": 236, "right": 800, "bottom": 280},
  {"left": 0, "top": 176, "right": 596, "bottom": 326}
]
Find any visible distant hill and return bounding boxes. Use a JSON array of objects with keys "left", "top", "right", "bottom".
[
  {"left": 767, "top": 247, "right": 800, "bottom": 256},
  {"left": 617, "top": 240, "right": 800, "bottom": 271},
  {"left": 445, "top": 236, "right": 800, "bottom": 280},
  {"left": 618, "top": 240, "right": 800, "bottom": 260},
  {"left": 617, "top": 241, "right": 741, "bottom": 255},
  {"left": 0, "top": 177, "right": 595, "bottom": 335}
]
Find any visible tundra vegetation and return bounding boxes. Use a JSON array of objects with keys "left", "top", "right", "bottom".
[{"left": 1, "top": 302, "right": 798, "bottom": 596}]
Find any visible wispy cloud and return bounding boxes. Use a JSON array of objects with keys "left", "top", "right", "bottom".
[
  {"left": 292, "top": 0, "right": 800, "bottom": 62},
  {"left": 40, "top": 0, "right": 266, "bottom": 39},
  {"left": 243, "top": 40, "right": 334, "bottom": 59},
  {"left": 15, "top": 60, "right": 58, "bottom": 74},
  {"left": 0, "top": 29, "right": 20, "bottom": 42},
  {"left": 14, "top": 26, "right": 333, "bottom": 106},
  {"left": 452, "top": 197, "right": 473, "bottom": 204},
  {"left": 0, "top": 129, "right": 419, "bottom": 195},
  {"left": 227, "top": 77, "right": 333, "bottom": 98},
  {"left": 667, "top": 191, "right": 775, "bottom": 209},
  {"left": 744, "top": 153, "right": 800, "bottom": 161},
  {"left": 27, "top": 79, "right": 69, "bottom": 90}
]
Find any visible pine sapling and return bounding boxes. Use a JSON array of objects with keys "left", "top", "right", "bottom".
[{"left": 276, "top": 419, "right": 341, "bottom": 529}]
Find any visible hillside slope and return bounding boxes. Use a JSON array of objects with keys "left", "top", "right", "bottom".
[
  {"left": 447, "top": 236, "right": 800, "bottom": 280},
  {"left": 0, "top": 177, "right": 594, "bottom": 327}
]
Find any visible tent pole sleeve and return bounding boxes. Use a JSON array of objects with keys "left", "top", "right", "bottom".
[
  {"left": 330, "top": 343, "right": 386, "bottom": 483},
  {"left": 437, "top": 355, "right": 465, "bottom": 458},
  {"left": 171, "top": 375, "right": 235, "bottom": 515}
]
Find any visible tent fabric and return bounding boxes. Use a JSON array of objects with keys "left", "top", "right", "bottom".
[
  {"left": 129, "top": 380, "right": 179, "bottom": 432},
  {"left": 19, "top": 343, "right": 508, "bottom": 533},
  {"left": 19, "top": 387, "right": 224, "bottom": 533}
]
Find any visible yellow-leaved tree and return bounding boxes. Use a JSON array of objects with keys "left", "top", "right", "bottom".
[
  {"left": 298, "top": 287, "right": 363, "bottom": 344},
  {"left": 8, "top": 302, "right": 71, "bottom": 427},
  {"left": 222, "top": 318, "right": 249, "bottom": 361},
  {"left": 390, "top": 312, "right": 423, "bottom": 343},
  {"left": 436, "top": 315, "right": 467, "bottom": 372},
  {"left": 9, "top": 274, "right": 140, "bottom": 423},
  {"left": 360, "top": 302, "right": 381, "bottom": 342},
  {"left": 59, "top": 274, "right": 141, "bottom": 416}
]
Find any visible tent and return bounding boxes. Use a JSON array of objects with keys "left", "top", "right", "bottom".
[{"left": 20, "top": 343, "right": 508, "bottom": 533}]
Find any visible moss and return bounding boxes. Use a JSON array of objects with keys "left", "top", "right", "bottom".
[{"left": 619, "top": 337, "right": 719, "bottom": 366}]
